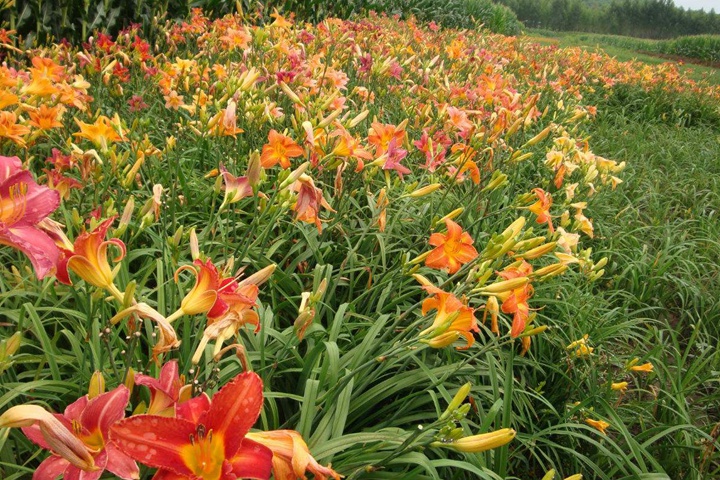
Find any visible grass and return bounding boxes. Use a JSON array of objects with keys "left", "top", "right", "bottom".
[{"left": 527, "top": 29, "right": 720, "bottom": 85}]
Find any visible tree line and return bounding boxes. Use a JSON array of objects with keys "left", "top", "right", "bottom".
[{"left": 496, "top": 0, "right": 720, "bottom": 39}]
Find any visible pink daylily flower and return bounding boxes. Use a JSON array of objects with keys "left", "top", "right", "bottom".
[
  {"left": 0, "top": 155, "right": 61, "bottom": 279},
  {"left": 0, "top": 385, "right": 139, "bottom": 480}
]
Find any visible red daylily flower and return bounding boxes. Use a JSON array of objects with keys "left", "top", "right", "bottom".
[
  {"left": 382, "top": 138, "right": 411, "bottom": 179},
  {"left": 109, "top": 371, "right": 273, "bottom": 480},
  {"left": 425, "top": 218, "right": 479, "bottom": 274},
  {"left": 0, "top": 155, "right": 61, "bottom": 279},
  {"left": 0, "top": 386, "right": 138, "bottom": 480}
]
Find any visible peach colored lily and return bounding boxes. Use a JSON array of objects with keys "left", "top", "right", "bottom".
[{"left": 0, "top": 386, "right": 138, "bottom": 480}]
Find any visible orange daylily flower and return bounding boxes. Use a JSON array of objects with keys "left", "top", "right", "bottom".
[
  {"left": 270, "top": 9, "right": 293, "bottom": 28},
  {"left": 29, "top": 56, "right": 64, "bottom": 82},
  {"left": 585, "top": 418, "right": 610, "bottom": 435},
  {"left": 425, "top": 218, "right": 479, "bottom": 274},
  {"left": 528, "top": 188, "right": 554, "bottom": 233},
  {"left": 496, "top": 261, "right": 534, "bottom": 338},
  {"left": 629, "top": 362, "right": 654, "bottom": 373},
  {"left": 246, "top": 430, "right": 341, "bottom": 480},
  {"left": 260, "top": 129, "right": 304, "bottom": 169},
  {"left": 57, "top": 217, "right": 126, "bottom": 295},
  {"left": 28, "top": 104, "right": 64, "bottom": 131},
  {"left": 419, "top": 284, "right": 479, "bottom": 350},
  {"left": 73, "top": 115, "right": 123, "bottom": 152},
  {"left": 367, "top": 121, "right": 406, "bottom": 156},
  {"left": 0, "top": 111, "right": 30, "bottom": 147},
  {"left": 174, "top": 259, "right": 222, "bottom": 317},
  {"left": 0, "top": 89, "right": 18, "bottom": 109}
]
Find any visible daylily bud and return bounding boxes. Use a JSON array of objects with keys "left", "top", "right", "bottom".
[
  {"left": 522, "top": 125, "right": 552, "bottom": 148},
  {"left": 513, "top": 236, "right": 547, "bottom": 252},
  {"left": 318, "top": 107, "right": 343, "bottom": 128},
  {"left": 409, "top": 251, "right": 432, "bottom": 265},
  {"left": 237, "top": 264, "right": 276, "bottom": 288},
  {"left": 432, "top": 428, "right": 516, "bottom": 452},
  {"left": 239, "top": 67, "right": 260, "bottom": 91},
  {"left": 3, "top": 332, "right": 22, "bottom": 358},
  {"left": 348, "top": 110, "right": 369, "bottom": 128},
  {"left": 592, "top": 257, "right": 608, "bottom": 271},
  {"left": 522, "top": 242, "right": 557, "bottom": 260},
  {"left": 247, "top": 150, "right": 262, "bottom": 188},
  {"left": 114, "top": 196, "right": 135, "bottom": 236},
  {"left": 565, "top": 475, "right": 583, "bottom": 480},
  {"left": 440, "top": 382, "right": 472, "bottom": 420},
  {"left": 533, "top": 263, "right": 568, "bottom": 279},
  {"left": 476, "top": 277, "right": 529, "bottom": 295},
  {"left": 407, "top": 183, "right": 442, "bottom": 198},
  {"left": 412, "top": 273, "right": 433, "bottom": 287},
  {"left": 189, "top": 228, "right": 200, "bottom": 260},
  {"left": 542, "top": 469, "right": 556, "bottom": 480},
  {"left": 279, "top": 81, "right": 303, "bottom": 105},
  {"left": 88, "top": 371, "right": 105, "bottom": 399},
  {"left": 124, "top": 367, "right": 135, "bottom": 393},
  {"left": 500, "top": 217, "right": 526, "bottom": 240},
  {"left": 519, "top": 325, "right": 548, "bottom": 337},
  {"left": 280, "top": 162, "right": 310, "bottom": 189},
  {"left": 481, "top": 170, "right": 508, "bottom": 192},
  {"left": 510, "top": 151, "right": 534, "bottom": 163},
  {"left": 438, "top": 207, "right": 464, "bottom": 224}
]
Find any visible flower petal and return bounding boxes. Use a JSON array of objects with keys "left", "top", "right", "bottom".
[
  {"left": 0, "top": 224, "right": 59, "bottom": 279},
  {"left": 33, "top": 454, "right": 68, "bottom": 480},
  {"left": 176, "top": 393, "right": 211, "bottom": 424},
  {"left": 228, "top": 438, "right": 273, "bottom": 480},
  {"left": 104, "top": 442, "right": 140, "bottom": 480},
  {"left": 206, "top": 371, "right": 264, "bottom": 457},
  {"left": 109, "top": 415, "right": 197, "bottom": 475},
  {"left": 80, "top": 385, "right": 129, "bottom": 436}
]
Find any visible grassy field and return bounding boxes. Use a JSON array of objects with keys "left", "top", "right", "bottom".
[{"left": 527, "top": 29, "right": 720, "bottom": 85}]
